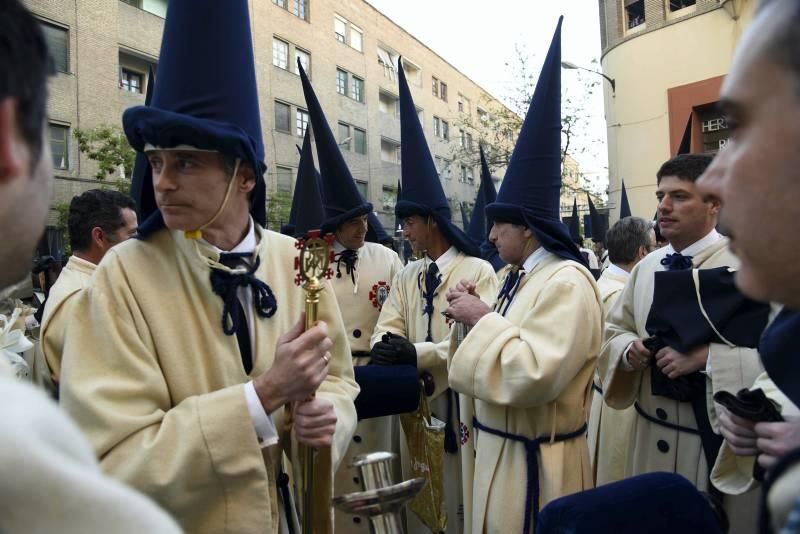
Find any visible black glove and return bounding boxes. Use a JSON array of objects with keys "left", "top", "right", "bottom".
[{"left": 370, "top": 332, "right": 417, "bottom": 367}]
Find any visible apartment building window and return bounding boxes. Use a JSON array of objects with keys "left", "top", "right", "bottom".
[
  {"left": 355, "top": 180, "right": 368, "bottom": 200},
  {"left": 49, "top": 123, "right": 69, "bottom": 170},
  {"left": 433, "top": 117, "right": 441, "bottom": 137},
  {"left": 458, "top": 94, "right": 471, "bottom": 115},
  {"left": 467, "top": 166, "right": 475, "bottom": 184},
  {"left": 466, "top": 133, "right": 473, "bottom": 151},
  {"left": 353, "top": 128, "right": 366, "bottom": 154},
  {"left": 276, "top": 165, "right": 293, "bottom": 194},
  {"left": 338, "top": 122, "right": 351, "bottom": 149},
  {"left": 403, "top": 59, "right": 422, "bottom": 87},
  {"left": 379, "top": 91, "right": 399, "bottom": 116},
  {"left": 335, "top": 16, "right": 347, "bottom": 43},
  {"left": 336, "top": 69, "right": 348, "bottom": 95},
  {"left": 432, "top": 77, "right": 439, "bottom": 98},
  {"left": 350, "top": 25, "right": 363, "bottom": 52},
  {"left": 382, "top": 185, "right": 397, "bottom": 210},
  {"left": 435, "top": 156, "right": 444, "bottom": 177},
  {"left": 432, "top": 77, "right": 447, "bottom": 101},
  {"left": 477, "top": 107, "right": 488, "bottom": 123},
  {"left": 293, "top": 0, "right": 308, "bottom": 20},
  {"left": 40, "top": 21, "right": 69, "bottom": 73},
  {"left": 381, "top": 138, "right": 401, "bottom": 164},
  {"left": 351, "top": 76, "right": 364, "bottom": 103},
  {"left": 669, "top": 0, "right": 695, "bottom": 10},
  {"left": 295, "top": 48, "right": 310, "bottom": 75},
  {"left": 272, "top": 0, "right": 287, "bottom": 7},
  {"left": 624, "top": 0, "right": 645, "bottom": 29},
  {"left": 334, "top": 15, "right": 362, "bottom": 51},
  {"left": 120, "top": 0, "right": 142, "bottom": 7},
  {"left": 120, "top": 68, "right": 143, "bottom": 93},
  {"left": 440, "top": 81, "right": 448, "bottom": 102},
  {"left": 442, "top": 120, "right": 449, "bottom": 141},
  {"left": 416, "top": 108, "right": 424, "bottom": 126},
  {"left": 274, "top": 101, "right": 291, "bottom": 133},
  {"left": 296, "top": 109, "right": 309, "bottom": 137},
  {"left": 377, "top": 46, "right": 399, "bottom": 81},
  {"left": 272, "top": 38, "right": 289, "bottom": 69},
  {"left": 459, "top": 129, "right": 466, "bottom": 148}
]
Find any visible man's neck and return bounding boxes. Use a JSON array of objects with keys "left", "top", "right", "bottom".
[
  {"left": 73, "top": 250, "right": 99, "bottom": 266},
  {"left": 617, "top": 261, "right": 635, "bottom": 273},
  {"left": 426, "top": 241, "right": 450, "bottom": 261},
  {"left": 669, "top": 227, "right": 715, "bottom": 253},
  {"left": 202, "top": 216, "right": 250, "bottom": 252}
]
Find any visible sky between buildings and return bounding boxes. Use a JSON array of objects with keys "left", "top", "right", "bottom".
[{"left": 366, "top": 0, "right": 609, "bottom": 193}]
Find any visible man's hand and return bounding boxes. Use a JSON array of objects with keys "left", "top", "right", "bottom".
[
  {"left": 755, "top": 417, "right": 800, "bottom": 469},
  {"left": 654, "top": 344, "right": 708, "bottom": 379},
  {"left": 370, "top": 332, "right": 417, "bottom": 366},
  {"left": 254, "top": 314, "right": 332, "bottom": 413},
  {"left": 294, "top": 397, "right": 337, "bottom": 448},
  {"left": 625, "top": 339, "right": 652, "bottom": 371},
  {"left": 718, "top": 406, "right": 759, "bottom": 456},
  {"left": 446, "top": 279, "right": 478, "bottom": 303},
  {"left": 444, "top": 293, "right": 490, "bottom": 327}
]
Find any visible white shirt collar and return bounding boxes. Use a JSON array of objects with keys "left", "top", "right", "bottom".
[
  {"left": 522, "top": 246, "right": 551, "bottom": 273},
  {"left": 606, "top": 263, "right": 630, "bottom": 279},
  {"left": 430, "top": 246, "right": 458, "bottom": 272},
  {"left": 664, "top": 229, "right": 721, "bottom": 257},
  {"left": 333, "top": 240, "right": 347, "bottom": 254},
  {"left": 205, "top": 217, "right": 257, "bottom": 254}
]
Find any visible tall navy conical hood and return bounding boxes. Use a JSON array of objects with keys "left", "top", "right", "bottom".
[
  {"left": 485, "top": 17, "right": 585, "bottom": 266},
  {"left": 284, "top": 131, "right": 325, "bottom": 237},
  {"left": 130, "top": 66, "right": 156, "bottom": 223},
  {"left": 587, "top": 194, "right": 607, "bottom": 243},
  {"left": 620, "top": 179, "right": 632, "bottom": 218},
  {"left": 677, "top": 114, "right": 692, "bottom": 155},
  {"left": 123, "top": 0, "right": 266, "bottom": 237},
  {"left": 366, "top": 212, "right": 392, "bottom": 244},
  {"left": 470, "top": 145, "right": 504, "bottom": 270},
  {"left": 569, "top": 198, "right": 581, "bottom": 241},
  {"left": 298, "top": 61, "right": 372, "bottom": 235},
  {"left": 395, "top": 59, "right": 479, "bottom": 257}
]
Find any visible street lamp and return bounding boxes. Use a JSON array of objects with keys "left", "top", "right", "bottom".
[{"left": 561, "top": 61, "right": 616, "bottom": 95}]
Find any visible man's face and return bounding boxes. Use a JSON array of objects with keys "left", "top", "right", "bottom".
[
  {"left": 656, "top": 175, "right": 718, "bottom": 251},
  {"left": 147, "top": 150, "right": 238, "bottom": 232},
  {"left": 336, "top": 214, "right": 368, "bottom": 250},
  {"left": 0, "top": 105, "right": 52, "bottom": 289},
  {"left": 489, "top": 222, "right": 532, "bottom": 265},
  {"left": 697, "top": 5, "right": 800, "bottom": 306},
  {"left": 402, "top": 215, "right": 430, "bottom": 251},
  {"left": 100, "top": 207, "right": 138, "bottom": 255}
]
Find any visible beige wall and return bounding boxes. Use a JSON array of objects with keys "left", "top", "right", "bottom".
[
  {"left": 600, "top": 0, "right": 754, "bottom": 221},
  {"left": 25, "top": 0, "right": 509, "bottom": 231}
]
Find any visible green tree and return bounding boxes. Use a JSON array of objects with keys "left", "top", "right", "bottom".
[
  {"left": 54, "top": 201, "right": 72, "bottom": 256},
  {"left": 73, "top": 125, "right": 136, "bottom": 183},
  {"left": 265, "top": 190, "right": 293, "bottom": 231}
]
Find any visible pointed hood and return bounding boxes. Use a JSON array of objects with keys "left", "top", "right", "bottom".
[
  {"left": 485, "top": 17, "right": 585, "bottom": 266},
  {"left": 568, "top": 198, "right": 581, "bottom": 242},
  {"left": 366, "top": 211, "right": 392, "bottom": 244},
  {"left": 123, "top": 0, "right": 266, "bottom": 238},
  {"left": 283, "top": 131, "right": 325, "bottom": 237},
  {"left": 587, "top": 194, "right": 607, "bottom": 243},
  {"left": 620, "top": 179, "right": 632, "bottom": 218},
  {"left": 298, "top": 61, "right": 372, "bottom": 234},
  {"left": 677, "top": 114, "right": 692, "bottom": 155},
  {"left": 469, "top": 145, "right": 504, "bottom": 270},
  {"left": 395, "top": 59, "right": 479, "bottom": 257}
]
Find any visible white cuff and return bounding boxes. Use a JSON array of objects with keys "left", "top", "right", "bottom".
[
  {"left": 244, "top": 381, "right": 279, "bottom": 448},
  {"left": 620, "top": 342, "right": 636, "bottom": 372}
]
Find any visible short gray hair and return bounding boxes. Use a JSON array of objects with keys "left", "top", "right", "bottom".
[{"left": 607, "top": 216, "right": 652, "bottom": 265}]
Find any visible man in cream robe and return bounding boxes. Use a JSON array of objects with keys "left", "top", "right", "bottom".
[
  {"left": 0, "top": 2, "right": 179, "bottom": 530},
  {"left": 60, "top": 2, "right": 358, "bottom": 532},
  {"left": 367, "top": 57, "right": 497, "bottom": 534},
  {"left": 587, "top": 216, "right": 654, "bottom": 485},
  {"left": 600, "top": 155, "right": 763, "bottom": 532},
  {"left": 36, "top": 189, "right": 137, "bottom": 392},
  {"left": 444, "top": 17, "right": 603, "bottom": 533}
]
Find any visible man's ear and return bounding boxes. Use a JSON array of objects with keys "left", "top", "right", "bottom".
[
  {"left": 0, "top": 99, "right": 25, "bottom": 184},
  {"left": 237, "top": 165, "right": 257, "bottom": 194}
]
